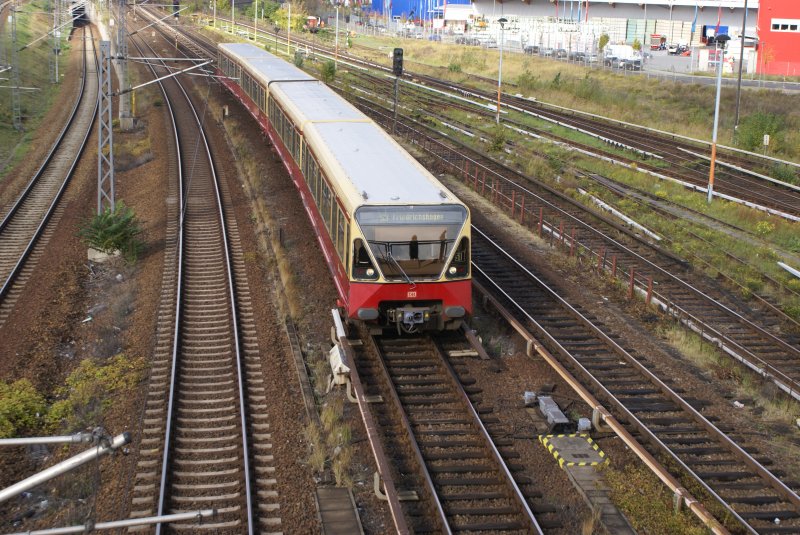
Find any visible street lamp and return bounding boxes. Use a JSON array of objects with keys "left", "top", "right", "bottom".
[
  {"left": 708, "top": 33, "right": 730, "bottom": 204},
  {"left": 496, "top": 17, "right": 507, "bottom": 124}
]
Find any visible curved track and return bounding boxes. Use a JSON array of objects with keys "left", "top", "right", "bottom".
[
  {"left": 217, "top": 17, "right": 800, "bottom": 219},
  {"left": 124, "top": 16, "right": 280, "bottom": 534},
  {"left": 472, "top": 226, "right": 800, "bottom": 534},
  {"left": 0, "top": 27, "right": 97, "bottom": 327},
  {"left": 345, "top": 95, "right": 800, "bottom": 402}
]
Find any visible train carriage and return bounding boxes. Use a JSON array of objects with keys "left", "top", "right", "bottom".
[{"left": 217, "top": 43, "right": 471, "bottom": 332}]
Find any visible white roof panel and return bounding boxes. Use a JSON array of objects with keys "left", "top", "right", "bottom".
[
  {"left": 219, "top": 43, "right": 314, "bottom": 83},
  {"left": 219, "top": 43, "right": 455, "bottom": 206},
  {"left": 275, "top": 82, "right": 363, "bottom": 122},
  {"left": 310, "top": 122, "right": 448, "bottom": 204}
]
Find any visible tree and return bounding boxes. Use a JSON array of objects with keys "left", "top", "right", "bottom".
[
  {"left": 598, "top": 33, "right": 610, "bottom": 52},
  {"left": 215, "top": 0, "right": 230, "bottom": 13},
  {"left": 321, "top": 60, "right": 336, "bottom": 83},
  {"left": 271, "top": 2, "right": 307, "bottom": 32},
  {"left": 632, "top": 38, "right": 641, "bottom": 51}
]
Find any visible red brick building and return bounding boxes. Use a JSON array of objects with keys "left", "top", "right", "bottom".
[{"left": 757, "top": 0, "right": 800, "bottom": 75}]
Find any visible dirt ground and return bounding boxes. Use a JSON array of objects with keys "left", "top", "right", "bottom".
[{"left": 4, "top": 19, "right": 800, "bottom": 535}]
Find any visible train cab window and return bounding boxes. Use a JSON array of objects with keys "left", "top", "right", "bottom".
[
  {"left": 352, "top": 239, "right": 378, "bottom": 280},
  {"left": 355, "top": 205, "right": 468, "bottom": 281},
  {"left": 445, "top": 237, "right": 469, "bottom": 279}
]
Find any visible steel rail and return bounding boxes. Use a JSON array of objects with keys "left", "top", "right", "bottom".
[
  {"left": 129, "top": 26, "right": 254, "bottom": 534},
  {"left": 364, "top": 333, "right": 452, "bottom": 534},
  {"left": 350, "top": 98, "right": 800, "bottom": 400},
  {"left": 469, "top": 278, "right": 728, "bottom": 534},
  {"left": 0, "top": 28, "right": 97, "bottom": 303},
  {"left": 472, "top": 225, "right": 800, "bottom": 529},
  {"left": 331, "top": 313, "right": 411, "bottom": 535},
  {"left": 432, "top": 339, "right": 544, "bottom": 534},
  {"left": 217, "top": 16, "right": 800, "bottom": 183}
]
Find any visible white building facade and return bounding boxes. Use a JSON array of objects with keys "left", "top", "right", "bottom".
[{"left": 468, "top": 0, "right": 756, "bottom": 51}]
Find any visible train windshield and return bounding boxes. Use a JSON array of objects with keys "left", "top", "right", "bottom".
[{"left": 355, "top": 205, "right": 468, "bottom": 280}]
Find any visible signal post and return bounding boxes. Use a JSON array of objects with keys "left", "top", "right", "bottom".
[{"left": 392, "top": 47, "right": 402, "bottom": 134}]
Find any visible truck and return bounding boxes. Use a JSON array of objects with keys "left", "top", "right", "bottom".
[{"left": 650, "top": 34, "right": 665, "bottom": 50}]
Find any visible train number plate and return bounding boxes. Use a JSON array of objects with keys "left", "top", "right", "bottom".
[{"left": 407, "top": 291, "right": 417, "bottom": 298}]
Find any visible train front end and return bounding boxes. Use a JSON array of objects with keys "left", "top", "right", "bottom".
[{"left": 347, "top": 203, "right": 471, "bottom": 333}]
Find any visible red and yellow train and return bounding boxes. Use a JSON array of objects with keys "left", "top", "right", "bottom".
[{"left": 217, "top": 43, "right": 471, "bottom": 332}]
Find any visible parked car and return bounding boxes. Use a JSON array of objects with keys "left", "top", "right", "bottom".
[
  {"left": 524, "top": 44, "right": 540, "bottom": 55},
  {"left": 618, "top": 57, "right": 642, "bottom": 70},
  {"left": 428, "top": 34, "right": 441, "bottom": 41},
  {"left": 480, "top": 37, "right": 498, "bottom": 48},
  {"left": 555, "top": 48, "right": 568, "bottom": 58},
  {"left": 586, "top": 53, "right": 599, "bottom": 63},
  {"left": 541, "top": 47, "right": 554, "bottom": 56},
  {"left": 568, "top": 51, "right": 586, "bottom": 61},
  {"left": 667, "top": 43, "right": 680, "bottom": 54}
]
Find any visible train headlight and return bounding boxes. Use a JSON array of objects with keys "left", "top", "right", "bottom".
[
  {"left": 366, "top": 268, "right": 375, "bottom": 277},
  {"left": 448, "top": 267, "right": 457, "bottom": 275}
]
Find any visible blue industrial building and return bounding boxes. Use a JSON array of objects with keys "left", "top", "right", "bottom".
[{"left": 369, "top": 0, "right": 470, "bottom": 23}]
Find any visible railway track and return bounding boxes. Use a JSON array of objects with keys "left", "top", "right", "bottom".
[
  {"left": 342, "top": 94, "right": 800, "bottom": 402},
  {"left": 124, "top": 18, "right": 280, "bottom": 533},
  {"left": 155, "top": 19, "right": 800, "bottom": 530},
  {"left": 471, "top": 226, "right": 800, "bottom": 534},
  {"left": 190, "top": 14, "right": 800, "bottom": 216},
  {"left": 0, "top": 27, "right": 96, "bottom": 327},
  {"left": 205, "top": 17, "right": 800, "bottom": 219},
  {"left": 338, "top": 63, "right": 800, "bottom": 220},
  {"left": 348, "top": 327, "right": 552, "bottom": 533}
]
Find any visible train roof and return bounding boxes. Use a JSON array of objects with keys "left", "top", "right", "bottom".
[
  {"left": 218, "top": 43, "right": 460, "bottom": 208},
  {"left": 219, "top": 42, "right": 315, "bottom": 84}
]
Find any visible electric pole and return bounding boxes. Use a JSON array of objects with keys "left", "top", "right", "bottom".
[
  {"left": 733, "top": 0, "right": 748, "bottom": 136},
  {"left": 117, "top": 0, "right": 133, "bottom": 129},
  {"left": 11, "top": 0, "right": 22, "bottom": 131},
  {"left": 50, "top": 0, "right": 60, "bottom": 84},
  {"left": 98, "top": 41, "right": 115, "bottom": 214}
]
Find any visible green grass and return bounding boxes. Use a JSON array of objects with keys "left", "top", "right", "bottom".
[
  {"left": 0, "top": 0, "right": 72, "bottom": 178},
  {"left": 604, "top": 463, "right": 707, "bottom": 535},
  {"left": 340, "top": 36, "right": 800, "bottom": 162}
]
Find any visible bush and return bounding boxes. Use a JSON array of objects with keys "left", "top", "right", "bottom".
[
  {"left": 516, "top": 70, "right": 541, "bottom": 92},
  {"left": 46, "top": 355, "right": 144, "bottom": 432},
  {"left": 488, "top": 125, "right": 507, "bottom": 152},
  {"left": 735, "top": 112, "right": 784, "bottom": 152},
  {"left": 0, "top": 379, "right": 47, "bottom": 438},
  {"left": 79, "top": 202, "right": 144, "bottom": 263},
  {"left": 448, "top": 61, "right": 462, "bottom": 73},
  {"left": 320, "top": 60, "right": 336, "bottom": 84},
  {"left": 294, "top": 51, "right": 304, "bottom": 67},
  {"left": 771, "top": 164, "right": 798, "bottom": 186}
]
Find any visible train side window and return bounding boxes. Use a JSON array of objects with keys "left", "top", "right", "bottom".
[
  {"left": 321, "top": 183, "right": 332, "bottom": 231},
  {"left": 336, "top": 208, "right": 346, "bottom": 261},
  {"left": 310, "top": 159, "right": 319, "bottom": 202}
]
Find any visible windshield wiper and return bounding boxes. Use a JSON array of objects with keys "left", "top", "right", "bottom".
[{"left": 383, "top": 249, "right": 416, "bottom": 289}]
